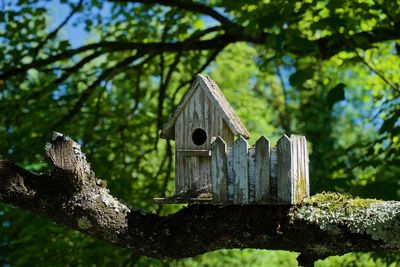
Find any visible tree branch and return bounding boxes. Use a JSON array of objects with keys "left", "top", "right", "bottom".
[
  {"left": 355, "top": 50, "right": 400, "bottom": 94},
  {"left": 29, "top": 0, "right": 84, "bottom": 60},
  {"left": 0, "top": 34, "right": 232, "bottom": 80},
  {"left": 108, "top": 0, "right": 238, "bottom": 30},
  {"left": 51, "top": 52, "right": 146, "bottom": 129},
  {"left": 171, "top": 47, "right": 224, "bottom": 102},
  {"left": 0, "top": 133, "right": 399, "bottom": 265},
  {"left": 2, "top": 23, "right": 399, "bottom": 81}
]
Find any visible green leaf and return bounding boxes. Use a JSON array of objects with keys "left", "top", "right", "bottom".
[
  {"left": 289, "top": 68, "right": 314, "bottom": 87},
  {"left": 326, "top": 83, "right": 346, "bottom": 107},
  {"left": 193, "top": 19, "right": 205, "bottom": 29},
  {"left": 379, "top": 110, "right": 400, "bottom": 134}
]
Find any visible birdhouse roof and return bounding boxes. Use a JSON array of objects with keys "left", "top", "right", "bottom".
[{"left": 160, "top": 74, "right": 250, "bottom": 140}]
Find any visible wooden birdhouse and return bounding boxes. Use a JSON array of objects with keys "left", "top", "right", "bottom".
[{"left": 156, "top": 74, "right": 310, "bottom": 205}]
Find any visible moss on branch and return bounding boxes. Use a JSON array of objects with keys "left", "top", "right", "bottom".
[{"left": 292, "top": 192, "right": 400, "bottom": 249}]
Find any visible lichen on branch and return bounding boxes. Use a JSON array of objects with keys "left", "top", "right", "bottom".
[{"left": 292, "top": 193, "right": 400, "bottom": 248}]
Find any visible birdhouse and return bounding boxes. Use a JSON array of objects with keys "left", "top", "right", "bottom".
[{"left": 156, "top": 74, "right": 310, "bottom": 205}]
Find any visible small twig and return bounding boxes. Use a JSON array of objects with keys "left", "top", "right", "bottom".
[
  {"left": 30, "top": 0, "right": 84, "bottom": 60},
  {"left": 171, "top": 47, "right": 224, "bottom": 103},
  {"left": 155, "top": 52, "right": 182, "bottom": 148},
  {"left": 51, "top": 52, "right": 145, "bottom": 129},
  {"left": 355, "top": 50, "right": 400, "bottom": 94}
]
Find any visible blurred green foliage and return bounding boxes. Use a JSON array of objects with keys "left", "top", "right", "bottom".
[{"left": 0, "top": 0, "right": 399, "bottom": 266}]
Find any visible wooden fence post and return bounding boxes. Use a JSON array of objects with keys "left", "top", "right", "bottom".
[
  {"left": 211, "top": 136, "right": 227, "bottom": 203},
  {"left": 255, "top": 136, "right": 270, "bottom": 203},
  {"left": 232, "top": 136, "right": 249, "bottom": 204}
]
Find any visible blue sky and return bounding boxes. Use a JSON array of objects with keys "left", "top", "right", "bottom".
[
  {"left": 49, "top": 0, "right": 90, "bottom": 47},
  {"left": 48, "top": 0, "right": 219, "bottom": 48}
]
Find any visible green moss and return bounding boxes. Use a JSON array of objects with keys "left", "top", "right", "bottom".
[
  {"left": 304, "top": 192, "right": 381, "bottom": 210},
  {"left": 77, "top": 216, "right": 92, "bottom": 230},
  {"left": 295, "top": 169, "right": 307, "bottom": 204},
  {"left": 292, "top": 192, "right": 400, "bottom": 248}
]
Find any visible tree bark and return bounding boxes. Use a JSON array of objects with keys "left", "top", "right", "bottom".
[{"left": 0, "top": 133, "right": 399, "bottom": 266}]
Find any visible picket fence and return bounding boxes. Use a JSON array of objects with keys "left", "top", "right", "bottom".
[{"left": 211, "top": 134, "right": 309, "bottom": 204}]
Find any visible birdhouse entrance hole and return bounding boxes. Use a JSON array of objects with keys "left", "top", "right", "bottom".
[{"left": 192, "top": 128, "right": 207, "bottom": 146}]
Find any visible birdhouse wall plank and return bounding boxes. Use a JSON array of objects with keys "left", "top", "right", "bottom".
[
  {"left": 211, "top": 137, "right": 227, "bottom": 203},
  {"left": 199, "top": 156, "right": 211, "bottom": 189},
  {"left": 184, "top": 156, "right": 191, "bottom": 192},
  {"left": 204, "top": 89, "right": 210, "bottom": 138},
  {"left": 222, "top": 121, "right": 234, "bottom": 146},
  {"left": 255, "top": 136, "right": 271, "bottom": 203},
  {"left": 175, "top": 154, "right": 183, "bottom": 194},
  {"left": 175, "top": 114, "right": 184, "bottom": 194},
  {"left": 232, "top": 136, "right": 249, "bottom": 204},
  {"left": 192, "top": 156, "right": 200, "bottom": 190}
]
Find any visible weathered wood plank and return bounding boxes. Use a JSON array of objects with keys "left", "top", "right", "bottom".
[
  {"left": 303, "top": 136, "right": 310, "bottom": 196},
  {"left": 291, "top": 135, "right": 298, "bottom": 204},
  {"left": 255, "top": 136, "right": 270, "bottom": 203},
  {"left": 193, "top": 156, "right": 200, "bottom": 191},
  {"left": 199, "top": 156, "right": 210, "bottom": 189},
  {"left": 277, "top": 135, "right": 292, "bottom": 204},
  {"left": 232, "top": 136, "right": 249, "bottom": 204},
  {"left": 248, "top": 147, "right": 256, "bottom": 203},
  {"left": 270, "top": 147, "right": 278, "bottom": 203},
  {"left": 226, "top": 147, "right": 233, "bottom": 203},
  {"left": 290, "top": 135, "right": 310, "bottom": 204},
  {"left": 175, "top": 155, "right": 183, "bottom": 194},
  {"left": 211, "top": 136, "right": 227, "bottom": 203},
  {"left": 175, "top": 115, "right": 184, "bottom": 194},
  {"left": 177, "top": 150, "right": 211, "bottom": 157},
  {"left": 193, "top": 88, "right": 203, "bottom": 130},
  {"left": 222, "top": 121, "right": 234, "bottom": 146}
]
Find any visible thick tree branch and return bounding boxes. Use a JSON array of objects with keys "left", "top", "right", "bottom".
[
  {"left": 0, "top": 133, "right": 399, "bottom": 266},
  {"left": 0, "top": 34, "right": 232, "bottom": 80},
  {"left": 2, "top": 23, "right": 399, "bottom": 81}
]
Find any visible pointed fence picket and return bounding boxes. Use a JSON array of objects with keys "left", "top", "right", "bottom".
[
  {"left": 211, "top": 137, "right": 227, "bottom": 203},
  {"left": 255, "top": 136, "right": 270, "bottom": 203},
  {"left": 248, "top": 147, "right": 256, "bottom": 203},
  {"left": 210, "top": 134, "right": 309, "bottom": 204},
  {"left": 277, "top": 135, "right": 292, "bottom": 203},
  {"left": 232, "top": 136, "right": 249, "bottom": 204}
]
